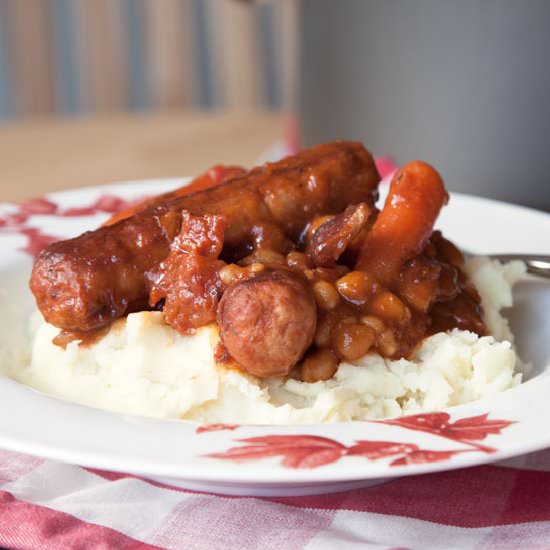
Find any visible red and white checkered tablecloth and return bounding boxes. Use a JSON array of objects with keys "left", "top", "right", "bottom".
[{"left": 1, "top": 447, "right": 550, "bottom": 549}]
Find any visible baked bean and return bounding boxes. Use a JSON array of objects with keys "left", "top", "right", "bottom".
[
  {"left": 300, "top": 349, "right": 339, "bottom": 382},
  {"left": 219, "top": 264, "right": 245, "bottom": 285},
  {"left": 370, "top": 292, "right": 411, "bottom": 324},
  {"left": 360, "top": 315, "right": 385, "bottom": 334},
  {"left": 316, "top": 312, "right": 358, "bottom": 348},
  {"left": 336, "top": 271, "right": 379, "bottom": 305},
  {"left": 341, "top": 314, "right": 359, "bottom": 325},
  {"left": 332, "top": 322, "right": 376, "bottom": 361},
  {"left": 239, "top": 249, "right": 286, "bottom": 266},
  {"left": 314, "top": 315, "right": 334, "bottom": 348},
  {"left": 219, "top": 263, "right": 265, "bottom": 286},
  {"left": 312, "top": 280, "right": 340, "bottom": 311},
  {"left": 313, "top": 266, "right": 348, "bottom": 283},
  {"left": 377, "top": 329, "right": 398, "bottom": 356},
  {"left": 286, "top": 251, "right": 312, "bottom": 271}
]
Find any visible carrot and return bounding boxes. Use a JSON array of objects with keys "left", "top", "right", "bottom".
[{"left": 356, "top": 160, "right": 449, "bottom": 285}]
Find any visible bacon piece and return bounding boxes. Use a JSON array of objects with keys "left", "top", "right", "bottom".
[
  {"left": 147, "top": 211, "right": 227, "bottom": 333},
  {"left": 307, "top": 203, "right": 372, "bottom": 267}
]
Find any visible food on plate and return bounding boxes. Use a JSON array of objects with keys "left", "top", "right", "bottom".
[
  {"left": 19, "top": 141, "right": 526, "bottom": 423},
  {"left": 18, "top": 257, "right": 524, "bottom": 423}
]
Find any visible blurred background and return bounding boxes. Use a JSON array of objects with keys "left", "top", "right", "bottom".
[
  {"left": 0, "top": 0, "right": 549, "bottom": 210},
  {"left": 0, "top": 0, "right": 296, "bottom": 201},
  {"left": 0, "top": 0, "right": 294, "bottom": 117}
]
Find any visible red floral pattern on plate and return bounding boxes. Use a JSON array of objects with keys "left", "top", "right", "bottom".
[
  {"left": 208, "top": 435, "right": 349, "bottom": 469},
  {"left": 206, "top": 412, "right": 514, "bottom": 469},
  {"left": 382, "top": 412, "right": 515, "bottom": 453},
  {"left": 0, "top": 195, "right": 134, "bottom": 258}
]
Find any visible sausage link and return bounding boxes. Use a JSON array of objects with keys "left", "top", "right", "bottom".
[
  {"left": 103, "top": 165, "right": 246, "bottom": 226},
  {"left": 178, "top": 140, "right": 380, "bottom": 252},
  {"left": 217, "top": 270, "right": 317, "bottom": 378},
  {"left": 30, "top": 206, "right": 178, "bottom": 331},
  {"left": 31, "top": 141, "right": 380, "bottom": 332}
]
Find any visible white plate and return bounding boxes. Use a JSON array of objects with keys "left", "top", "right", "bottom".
[{"left": 0, "top": 179, "right": 549, "bottom": 497}]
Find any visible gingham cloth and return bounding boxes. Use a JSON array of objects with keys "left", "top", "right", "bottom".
[{"left": 1, "top": 447, "right": 550, "bottom": 549}]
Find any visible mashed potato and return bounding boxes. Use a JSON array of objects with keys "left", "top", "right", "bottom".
[{"left": 11, "top": 258, "right": 526, "bottom": 424}]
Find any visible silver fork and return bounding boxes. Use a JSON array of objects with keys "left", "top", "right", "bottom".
[{"left": 467, "top": 253, "right": 550, "bottom": 279}]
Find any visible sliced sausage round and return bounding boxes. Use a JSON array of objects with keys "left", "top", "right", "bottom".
[{"left": 217, "top": 270, "right": 317, "bottom": 378}]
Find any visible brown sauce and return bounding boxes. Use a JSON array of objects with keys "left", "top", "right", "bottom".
[{"left": 53, "top": 325, "right": 112, "bottom": 349}]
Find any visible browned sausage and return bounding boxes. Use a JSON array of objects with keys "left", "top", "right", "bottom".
[
  {"left": 30, "top": 206, "right": 178, "bottom": 332},
  {"left": 103, "top": 165, "right": 246, "bottom": 226},
  {"left": 217, "top": 270, "right": 317, "bottom": 378},
  {"left": 148, "top": 210, "right": 227, "bottom": 334},
  {"left": 30, "top": 141, "right": 380, "bottom": 333}
]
